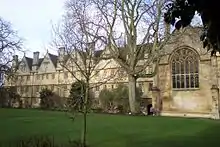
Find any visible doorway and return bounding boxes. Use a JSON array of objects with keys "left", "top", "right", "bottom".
[{"left": 147, "top": 104, "right": 153, "bottom": 115}]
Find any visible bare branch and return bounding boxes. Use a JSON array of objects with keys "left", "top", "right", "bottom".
[
  {"left": 52, "top": 0, "right": 121, "bottom": 96},
  {"left": 0, "top": 17, "right": 23, "bottom": 77}
]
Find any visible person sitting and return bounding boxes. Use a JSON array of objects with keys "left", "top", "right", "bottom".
[{"left": 150, "top": 107, "right": 156, "bottom": 116}]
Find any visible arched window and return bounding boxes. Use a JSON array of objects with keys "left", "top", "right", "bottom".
[{"left": 171, "top": 48, "right": 199, "bottom": 89}]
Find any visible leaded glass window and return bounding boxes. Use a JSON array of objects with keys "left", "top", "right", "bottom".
[{"left": 171, "top": 49, "right": 199, "bottom": 89}]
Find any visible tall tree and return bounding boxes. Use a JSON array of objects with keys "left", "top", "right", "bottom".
[
  {"left": 0, "top": 17, "right": 23, "bottom": 85},
  {"left": 164, "top": 0, "right": 220, "bottom": 55},
  {"left": 92, "top": 0, "right": 173, "bottom": 114},
  {"left": 52, "top": 0, "right": 121, "bottom": 146},
  {"left": 0, "top": 17, "right": 22, "bottom": 71}
]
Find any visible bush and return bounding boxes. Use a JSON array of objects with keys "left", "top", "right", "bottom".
[
  {"left": 0, "top": 86, "right": 21, "bottom": 108},
  {"left": 98, "top": 84, "right": 143, "bottom": 114},
  {"left": 39, "top": 88, "right": 63, "bottom": 110},
  {"left": 99, "top": 88, "right": 114, "bottom": 112},
  {"left": 68, "top": 81, "right": 94, "bottom": 112},
  {"left": 113, "top": 84, "right": 142, "bottom": 113}
]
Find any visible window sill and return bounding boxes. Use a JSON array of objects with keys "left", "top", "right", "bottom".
[{"left": 172, "top": 88, "right": 200, "bottom": 91}]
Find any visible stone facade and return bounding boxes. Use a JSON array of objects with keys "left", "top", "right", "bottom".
[
  {"left": 3, "top": 26, "right": 220, "bottom": 119},
  {"left": 155, "top": 27, "right": 220, "bottom": 119},
  {"left": 4, "top": 49, "right": 153, "bottom": 108}
]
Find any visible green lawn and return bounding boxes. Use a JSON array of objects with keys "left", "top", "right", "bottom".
[{"left": 0, "top": 108, "right": 220, "bottom": 147}]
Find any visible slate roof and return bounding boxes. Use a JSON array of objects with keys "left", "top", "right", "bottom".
[
  {"left": 38, "top": 58, "right": 44, "bottom": 67},
  {"left": 25, "top": 57, "right": 33, "bottom": 70},
  {"left": 22, "top": 53, "right": 58, "bottom": 70},
  {"left": 48, "top": 53, "right": 58, "bottom": 68},
  {"left": 19, "top": 43, "right": 159, "bottom": 72}
]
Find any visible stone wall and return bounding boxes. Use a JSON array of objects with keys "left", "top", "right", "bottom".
[{"left": 155, "top": 27, "right": 214, "bottom": 116}]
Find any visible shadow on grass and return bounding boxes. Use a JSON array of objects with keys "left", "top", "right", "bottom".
[{"left": 124, "top": 124, "right": 220, "bottom": 147}]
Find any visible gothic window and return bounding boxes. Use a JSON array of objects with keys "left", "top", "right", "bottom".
[{"left": 171, "top": 48, "right": 199, "bottom": 90}]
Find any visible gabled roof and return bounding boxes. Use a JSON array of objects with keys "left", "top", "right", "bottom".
[
  {"left": 25, "top": 57, "right": 33, "bottom": 70},
  {"left": 48, "top": 53, "right": 58, "bottom": 68},
  {"left": 38, "top": 58, "right": 44, "bottom": 67},
  {"left": 20, "top": 52, "right": 58, "bottom": 71}
]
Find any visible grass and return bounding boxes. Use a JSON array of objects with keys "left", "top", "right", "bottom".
[{"left": 0, "top": 108, "right": 220, "bottom": 147}]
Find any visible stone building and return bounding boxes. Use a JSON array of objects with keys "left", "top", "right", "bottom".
[
  {"left": 0, "top": 64, "right": 9, "bottom": 87},
  {"left": 3, "top": 26, "right": 220, "bottom": 119},
  {"left": 0, "top": 69, "right": 4, "bottom": 87}
]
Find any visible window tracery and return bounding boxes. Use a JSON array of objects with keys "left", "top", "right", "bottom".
[{"left": 171, "top": 48, "right": 199, "bottom": 89}]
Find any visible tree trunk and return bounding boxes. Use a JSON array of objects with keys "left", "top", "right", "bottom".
[
  {"left": 81, "top": 81, "right": 89, "bottom": 147},
  {"left": 128, "top": 74, "right": 139, "bottom": 114}
]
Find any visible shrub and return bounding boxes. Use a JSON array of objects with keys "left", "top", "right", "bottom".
[
  {"left": 99, "top": 88, "right": 114, "bottom": 111},
  {"left": 112, "top": 84, "right": 130, "bottom": 113},
  {"left": 68, "top": 81, "right": 94, "bottom": 112},
  {"left": 39, "top": 88, "right": 63, "bottom": 110},
  {"left": 98, "top": 84, "right": 143, "bottom": 114},
  {"left": 113, "top": 84, "right": 142, "bottom": 113},
  {"left": 0, "top": 86, "right": 21, "bottom": 108},
  {"left": 39, "top": 88, "right": 54, "bottom": 109}
]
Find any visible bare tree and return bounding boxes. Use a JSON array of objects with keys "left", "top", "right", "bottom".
[
  {"left": 0, "top": 17, "right": 23, "bottom": 84},
  {"left": 89, "top": 0, "right": 174, "bottom": 114},
  {"left": 52, "top": 0, "right": 122, "bottom": 146}
]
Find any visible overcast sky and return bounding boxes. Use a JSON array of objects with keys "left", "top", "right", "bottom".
[
  {"left": 0, "top": 0, "right": 65, "bottom": 58},
  {"left": 0, "top": 0, "right": 203, "bottom": 59}
]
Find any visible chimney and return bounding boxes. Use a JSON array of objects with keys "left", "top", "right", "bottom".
[
  {"left": 12, "top": 55, "right": 18, "bottom": 67},
  {"left": 33, "top": 52, "right": 39, "bottom": 66},
  {"left": 58, "top": 47, "right": 65, "bottom": 62},
  {"left": 58, "top": 47, "right": 65, "bottom": 56}
]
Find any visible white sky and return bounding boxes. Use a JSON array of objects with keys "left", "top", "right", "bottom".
[
  {"left": 0, "top": 0, "right": 203, "bottom": 59},
  {"left": 0, "top": 0, "right": 65, "bottom": 58}
]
